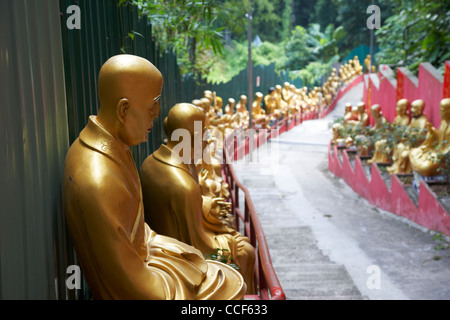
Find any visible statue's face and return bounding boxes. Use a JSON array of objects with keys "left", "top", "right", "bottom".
[
  {"left": 411, "top": 104, "right": 422, "bottom": 117},
  {"left": 122, "top": 82, "right": 162, "bottom": 146},
  {"left": 440, "top": 100, "right": 450, "bottom": 120}
]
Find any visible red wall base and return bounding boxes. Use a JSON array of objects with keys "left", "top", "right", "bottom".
[{"left": 328, "top": 143, "right": 450, "bottom": 237}]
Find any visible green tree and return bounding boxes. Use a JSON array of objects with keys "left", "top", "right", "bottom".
[
  {"left": 307, "top": 23, "right": 346, "bottom": 62},
  {"left": 375, "top": 0, "right": 450, "bottom": 74},
  {"left": 333, "top": 0, "right": 394, "bottom": 56},
  {"left": 281, "top": 0, "right": 293, "bottom": 41},
  {"left": 292, "top": 0, "right": 316, "bottom": 28},
  {"left": 312, "top": 0, "right": 338, "bottom": 30},
  {"left": 282, "top": 25, "right": 312, "bottom": 70},
  {"left": 131, "top": 0, "right": 226, "bottom": 76},
  {"left": 251, "top": 0, "right": 283, "bottom": 43}
]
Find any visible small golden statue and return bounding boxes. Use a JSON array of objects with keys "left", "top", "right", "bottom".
[
  {"left": 224, "top": 97, "right": 236, "bottom": 115},
  {"left": 370, "top": 104, "right": 386, "bottom": 130},
  {"left": 356, "top": 102, "right": 369, "bottom": 127},
  {"left": 393, "top": 99, "right": 410, "bottom": 127},
  {"left": 63, "top": 54, "right": 245, "bottom": 300},
  {"left": 409, "top": 98, "right": 450, "bottom": 177},
  {"left": 252, "top": 92, "right": 270, "bottom": 129},
  {"left": 409, "top": 99, "right": 428, "bottom": 132}
]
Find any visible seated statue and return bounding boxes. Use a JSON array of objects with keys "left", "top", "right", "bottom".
[
  {"left": 387, "top": 100, "right": 430, "bottom": 174},
  {"left": 409, "top": 99, "right": 428, "bottom": 132},
  {"left": 224, "top": 98, "right": 236, "bottom": 115},
  {"left": 236, "top": 95, "right": 248, "bottom": 114},
  {"left": 343, "top": 103, "right": 360, "bottom": 125},
  {"left": 356, "top": 102, "right": 369, "bottom": 127},
  {"left": 63, "top": 54, "right": 245, "bottom": 300},
  {"left": 140, "top": 103, "right": 256, "bottom": 294},
  {"left": 275, "top": 85, "right": 289, "bottom": 117},
  {"left": 368, "top": 139, "right": 391, "bottom": 164},
  {"left": 214, "top": 96, "right": 224, "bottom": 116},
  {"left": 331, "top": 123, "right": 345, "bottom": 145},
  {"left": 409, "top": 98, "right": 450, "bottom": 177},
  {"left": 393, "top": 99, "right": 410, "bottom": 127},
  {"left": 264, "top": 87, "right": 281, "bottom": 119},
  {"left": 370, "top": 104, "right": 386, "bottom": 130},
  {"left": 387, "top": 132, "right": 413, "bottom": 174},
  {"left": 353, "top": 56, "right": 363, "bottom": 76},
  {"left": 252, "top": 92, "right": 270, "bottom": 129},
  {"left": 281, "top": 82, "right": 293, "bottom": 103},
  {"left": 364, "top": 55, "right": 371, "bottom": 73}
]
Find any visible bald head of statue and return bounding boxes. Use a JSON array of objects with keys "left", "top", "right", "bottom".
[
  {"left": 166, "top": 103, "right": 207, "bottom": 162},
  {"left": 96, "top": 54, "right": 163, "bottom": 148}
]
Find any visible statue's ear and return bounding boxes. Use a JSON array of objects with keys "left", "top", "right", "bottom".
[{"left": 117, "top": 98, "right": 129, "bottom": 124}]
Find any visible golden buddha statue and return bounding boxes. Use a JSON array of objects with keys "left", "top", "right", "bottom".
[
  {"left": 289, "top": 84, "right": 301, "bottom": 113},
  {"left": 236, "top": 95, "right": 248, "bottom": 114},
  {"left": 393, "top": 99, "right": 410, "bottom": 127},
  {"left": 353, "top": 56, "right": 363, "bottom": 76},
  {"left": 387, "top": 133, "right": 413, "bottom": 174},
  {"left": 140, "top": 103, "right": 256, "bottom": 294},
  {"left": 275, "top": 85, "right": 289, "bottom": 116},
  {"left": 63, "top": 54, "right": 245, "bottom": 300},
  {"left": 225, "top": 98, "right": 236, "bottom": 115},
  {"left": 344, "top": 103, "right": 359, "bottom": 125},
  {"left": 264, "top": 87, "right": 281, "bottom": 119},
  {"left": 282, "top": 82, "right": 292, "bottom": 103},
  {"left": 214, "top": 96, "right": 224, "bottom": 115},
  {"left": 387, "top": 100, "right": 430, "bottom": 174},
  {"left": 331, "top": 123, "right": 345, "bottom": 145},
  {"left": 409, "top": 99, "right": 428, "bottom": 132},
  {"left": 364, "top": 55, "right": 371, "bottom": 73},
  {"left": 368, "top": 139, "right": 391, "bottom": 164},
  {"left": 251, "top": 92, "right": 269, "bottom": 129},
  {"left": 370, "top": 104, "right": 386, "bottom": 130},
  {"left": 409, "top": 98, "right": 450, "bottom": 177},
  {"left": 356, "top": 102, "right": 369, "bottom": 127}
]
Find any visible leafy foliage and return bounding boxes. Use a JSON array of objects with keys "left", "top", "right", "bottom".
[
  {"left": 130, "top": 0, "right": 227, "bottom": 75},
  {"left": 205, "top": 248, "right": 240, "bottom": 270},
  {"left": 375, "top": 0, "right": 450, "bottom": 74}
]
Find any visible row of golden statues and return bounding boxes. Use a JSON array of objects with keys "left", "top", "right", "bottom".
[
  {"left": 331, "top": 97, "right": 450, "bottom": 177},
  {"left": 188, "top": 56, "right": 364, "bottom": 138},
  {"left": 63, "top": 54, "right": 364, "bottom": 300}
]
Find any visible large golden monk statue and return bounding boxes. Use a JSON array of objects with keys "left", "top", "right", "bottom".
[
  {"left": 409, "top": 98, "right": 450, "bottom": 177},
  {"left": 63, "top": 54, "right": 245, "bottom": 300},
  {"left": 140, "top": 103, "right": 256, "bottom": 294}
]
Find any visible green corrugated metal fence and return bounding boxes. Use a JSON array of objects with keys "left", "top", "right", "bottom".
[{"left": 0, "top": 0, "right": 70, "bottom": 299}]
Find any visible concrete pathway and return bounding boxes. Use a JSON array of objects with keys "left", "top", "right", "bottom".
[{"left": 233, "top": 82, "right": 450, "bottom": 300}]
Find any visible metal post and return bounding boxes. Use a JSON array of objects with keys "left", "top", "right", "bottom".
[
  {"left": 248, "top": 1, "right": 253, "bottom": 129},
  {"left": 247, "top": 1, "right": 253, "bottom": 161},
  {"left": 369, "top": 0, "right": 374, "bottom": 74}
]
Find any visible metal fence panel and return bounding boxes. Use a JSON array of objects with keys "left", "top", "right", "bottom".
[{"left": 0, "top": 0, "right": 70, "bottom": 299}]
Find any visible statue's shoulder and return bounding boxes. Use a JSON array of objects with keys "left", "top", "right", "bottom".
[{"left": 64, "top": 137, "right": 126, "bottom": 191}]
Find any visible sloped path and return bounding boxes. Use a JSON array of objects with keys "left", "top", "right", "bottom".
[{"left": 233, "top": 83, "right": 450, "bottom": 300}]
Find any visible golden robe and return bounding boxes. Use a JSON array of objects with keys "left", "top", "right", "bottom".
[
  {"left": 63, "top": 116, "right": 245, "bottom": 300},
  {"left": 140, "top": 144, "right": 256, "bottom": 293}
]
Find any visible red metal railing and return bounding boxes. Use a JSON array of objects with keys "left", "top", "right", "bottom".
[
  {"left": 221, "top": 134, "right": 286, "bottom": 300},
  {"left": 218, "top": 103, "right": 323, "bottom": 300}
]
